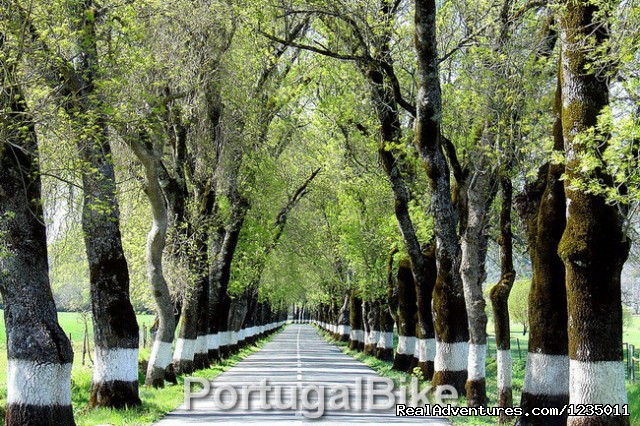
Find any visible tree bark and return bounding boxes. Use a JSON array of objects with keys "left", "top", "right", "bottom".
[
  {"left": 358, "top": 1, "right": 436, "bottom": 376},
  {"left": 515, "top": 70, "right": 568, "bottom": 425},
  {"left": 369, "top": 66, "right": 436, "bottom": 380},
  {"left": 393, "top": 260, "right": 418, "bottom": 372},
  {"left": 364, "top": 300, "right": 381, "bottom": 355},
  {"left": 558, "top": 3, "right": 630, "bottom": 424},
  {"left": 337, "top": 293, "right": 351, "bottom": 342},
  {"left": 38, "top": 1, "right": 142, "bottom": 407},
  {"left": 127, "top": 136, "right": 177, "bottom": 388},
  {"left": 490, "top": 174, "right": 515, "bottom": 423},
  {"left": 378, "top": 248, "right": 398, "bottom": 361},
  {"left": 0, "top": 58, "right": 75, "bottom": 425},
  {"left": 414, "top": 0, "right": 469, "bottom": 393},
  {"left": 377, "top": 301, "right": 395, "bottom": 362},
  {"left": 416, "top": 244, "right": 437, "bottom": 380},
  {"left": 348, "top": 291, "right": 364, "bottom": 351},
  {"left": 211, "top": 179, "right": 249, "bottom": 359},
  {"left": 460, "top": 153, "right": 497, "bottom": 406},
  {"left": 80, "top": 86, "right": 140, "bottom": 408}
]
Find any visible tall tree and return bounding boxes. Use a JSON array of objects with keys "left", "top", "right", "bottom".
[
  {"left": 414, "top": 0, "right": 469, "bottom": 393},
  {"left": 490, "top": 173, "right": 516, "bottom": 420},
  {"left": 557, "top": 1, "right": 630, "bottom": 423},
  {"left": 124, "top": 125, "right": 177, "bottom": 387},
  {"left": 0, "top": 23, "right": 75, "bottom": 424},
  {"left": 515, "top": 67, "right": 569, "bottom": 426}
]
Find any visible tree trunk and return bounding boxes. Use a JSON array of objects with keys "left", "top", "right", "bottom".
[
  {"left": 515, "top": 66, "right": 568, "bottom": 426},
  {"left": 364, "top": 301, "right": 381, "bottom": 356},
  {"left": 207, "top": 225, "right": 226, "bottom": 361},
  {"left": 490, "top": 174, "right": 515, "bottom": 423},
  {"left": 213, "top": 194, "right": 249, "bottom": 358},
  {"left": 337, "top": 293, "right": 351, "bottom": 342},
  {"left": 558, "top": 4, "right": 630, "bottom": 424},
  {"left": 393, "top": 260, "right": 418, "bottom": 372},
  {"left": 81, "top": 115, "right": 140, "bottom": 409},
  {"left": 173, "top": 285, "right": 199, "bottom": 375},
  {"left": 377, "top": 300, "right": 395, "bottom": 362},
  {"left": 58, "top": 2, "right": 142, "bottom": 408},
  {"left": 460, "top": 154, "right": 497, "bottom": 406},
  {"left": 348, "top": 291, "right": 364, "bottom": 351},
  {"left": 416, "top": 244, "right": 437, "bottom": 380},
  {"left": 193, "top": 271, "right": 211, "bottom": 370},
  {"left": 378, "top": 248, "right": 398, "bottom": 361},
  {"left": 125, "top": 135, "right": 177, "bottom": 389},
  {"left": 414, "top": 0, "right": 469, "bottom": 394},
  {"left": 0, "top": 68, "right": 75, "bottom": 425},
  {"left": 173, "top": 210, "right": 213, "bottom": 374}
]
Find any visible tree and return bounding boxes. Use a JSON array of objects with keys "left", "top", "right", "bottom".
[
  {"left": 20, "top": 0, "right": 143, "bottom": 407},
  {"left": 490, "top": 175, "right": 516, "bottom": 418},
  {"left": 122, "top": 123, "right": 177, "bottom": 387},
  {"left": 557, "top": 1, "right": 631, "bottom": 423},
  {"left": 0, "top": 16, "right": 75, "bottom": 423},
  {"left": 393, "top": 258, "right": 418, "bottom": 372},
  {"left": 414, "top": 0, "right": 469, "bottom": 393},
  {"left": 508, "top": 280, "right": 530, "bottom": 337},
  {"left": 515, "top": 71, "right": 569, "bottom": 426}
]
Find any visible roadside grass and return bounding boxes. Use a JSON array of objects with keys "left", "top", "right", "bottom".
[
  {"left": 70, "top": 340, "right": 273, "bottom": 425},
  {"left": 316, "top": 326, "right": 639, "bottom": 425},
  {"left": 0, "top": 310, "right": 280, "bottom": 425},
  {"left": 628, "top": 383, "right": 640, "bottom": 425}
]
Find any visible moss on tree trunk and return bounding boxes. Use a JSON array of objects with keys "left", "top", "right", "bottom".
[{"left": 558, "top": 3, "right": 630, "bottom": 424}]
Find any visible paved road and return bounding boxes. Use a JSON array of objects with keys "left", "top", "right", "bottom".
[{"left": 155, "top": 324, "right": 450, "bottom": 424}]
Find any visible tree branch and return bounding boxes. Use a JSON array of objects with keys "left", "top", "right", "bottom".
[{"left": 274, "top": 167, "right": 322, "bottom": 228}]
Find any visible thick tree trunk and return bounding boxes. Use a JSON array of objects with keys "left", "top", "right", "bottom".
[
  {"left": 558, "top": 4, "right": 630, "bottom": 424},
  {"left": 81, "top": 128, "right": 140, "bottom": 409},
  {"left": 337, "top": 293, "right": 351, "bottom": 342},
  {"left": 348, "top": 291, "right": 364, "bottom": 351},
  {"left": 173, "top": 216, "right": 213, "bottom": 374},
  {"left": 393, "top": 260, "right": 418, "bottom": 372},
  {"left": 460, "top": 156, "right": 496, "bottom": 406},
  {"left": 173, "top": 284, "right": 199, "bottom": 375},
  {"left": 414, "top": 0, "right": 469, "bottom": 394},
  {"left": 58, "top": 3, "right": 142, "bottom": 408},
  {"left": 364, "top": 301, "right": 381, "bottom": 356},
  {"left": 490, "top": 174, "right": 515, "bottom": 423},
  {"left": 377, "top": 301, "right": 395, "bottom": 362},
  {"left": 515, "top": 68, "right": 568, "bottom": 426},
  {"left": 193, "top": 271, "right": 210, "bottom": 370},
  {"left": 362, "top": 13, "right": 437, "bottom": 375},
  {"left": 0, "top": 73, "right": 75, "bottom": 425},
  {"left": 377, "top": 248, "right": 398, "bottom": 361},
  {"left": 124, "top": 131, "right": 177, "bottom": 388},
  {"left": 207, "top": 225, "right": 226, "bottom": 361},
  {"left": 416, "top": 244, "right": 437, "bottom": 380},
  {"left": 130, "top": 145, "right": 177, "bottom": 388},
  {"left": 213, "top": 195, "right": 249, "bottom": 359},
  {"left": 371, "top": 75, "right": 436, "bottom": 380}
]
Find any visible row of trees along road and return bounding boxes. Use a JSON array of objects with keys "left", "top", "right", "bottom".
[{"left": 0, "top": 0, "right": 639, "bottom": 425}]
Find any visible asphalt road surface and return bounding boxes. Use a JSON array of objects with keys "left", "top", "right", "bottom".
[{"left": 154, "top": 324, "right": 451, "bottom": 425}]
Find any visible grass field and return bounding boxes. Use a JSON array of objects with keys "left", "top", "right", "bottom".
[{"left": 0, "top": 310, "right": 279, "bottom": 425}]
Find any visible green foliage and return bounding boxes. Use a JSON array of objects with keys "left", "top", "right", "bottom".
[{"left": 508, "top": 280, "right": 530, "bottom": 334}]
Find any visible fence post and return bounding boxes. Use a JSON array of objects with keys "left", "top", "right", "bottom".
[
  {"left": 516, "top": 338, "right": 522, "bottom": 360},
  {"left": 624, "top": 342, "right": 629, "bottom": 370},
  {"left": 142, "top": 323, "right": 147, "bottom": 347}
]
